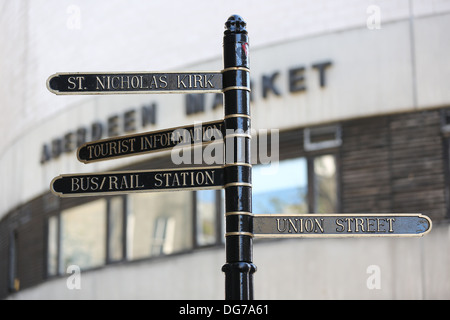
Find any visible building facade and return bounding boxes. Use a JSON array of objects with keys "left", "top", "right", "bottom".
[{"left": 1, "top": 0, "right": 450, "bottom": 299}]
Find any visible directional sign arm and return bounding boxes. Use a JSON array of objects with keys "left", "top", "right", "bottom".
[
  {"left": 51, "top": 166, "right": 224, "bottom": 197},
  {"left": 47, "top": 71, "right": 223, "bottom": 94},
  {"left": 252, "top": 213, "right": 432, "bottom": 238},
  {"left": 77, "top": 120, "right": 224, "bottom": 163}
]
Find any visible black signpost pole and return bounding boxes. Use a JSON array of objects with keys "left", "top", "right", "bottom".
[{"left": 221, "top": 15, "right": 256, "bottom": 300}]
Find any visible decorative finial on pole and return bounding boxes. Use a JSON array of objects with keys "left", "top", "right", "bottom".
[{"left": 225, "top": 15, "right": 247, "bottom": 34}]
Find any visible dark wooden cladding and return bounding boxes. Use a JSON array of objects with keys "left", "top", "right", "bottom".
[
  {"left": 0, "top": 195, "right": 49, "bottom": 298},
  {"left": 389, "top": 112, "right": 445, "bottom": 218},
  {"left": 341, "top": 110, "right": 446, "bottom": 219},
  {"left": 340, "top": 117, "right": 392, "bottom": 213}
]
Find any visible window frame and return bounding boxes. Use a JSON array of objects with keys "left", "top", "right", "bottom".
[
  {"left": 307, "top": 153, "right": 341, "bottom": 213},
  {"left": 45, "top": 214, "right": 61, "bottom": 278},
  {"left": 106, "top": 195, "right": 127, "bottom": 264},
  {"left": 193, "top": 189, "right": 224, "bottom": 249}
]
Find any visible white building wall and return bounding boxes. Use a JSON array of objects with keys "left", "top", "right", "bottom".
[
  {"left": 2, "top": 3, "right": 450, "bottom": 219},
  {"left": 8, "top": 223, "right": 449, "bottom": 300},
  {"left": 2, "top": 0, "right": 450, "bottom": 155}
]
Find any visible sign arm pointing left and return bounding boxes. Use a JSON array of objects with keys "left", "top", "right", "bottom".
[
  {"left": 46, "top": 71, "right": 225, "bottom": 94},
  {"left": 51, "top": 166, "right": 224, "bottom": 197}
]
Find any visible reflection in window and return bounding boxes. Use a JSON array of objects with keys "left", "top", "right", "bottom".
[
  {"left": 252, "top": 158, "right": 308, "bottom": 214},
  {"left": 127, "top": 192, "right": 193, "bottom": 260},
  {"left": 314, "top": 155, "right": 337, "bottom": 213},
  {"left": 47, "top": 215, "right": 59, "bottom": 276},
  {"left": 107, "top": 197, "right": 124, "bottom": 262},
  {"left": 151, "top": 217, "right": 176, "bottom": 255},
  {"left": 196, "top": 190, "right": 217, "bottom": 246},
  {"left": 60, "top": 200, "right": 106, "bottom": 271}
]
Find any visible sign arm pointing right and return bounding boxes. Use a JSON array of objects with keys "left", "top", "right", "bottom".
[{"left": 251, "top": 213, "right": 432, "bottom": 237}]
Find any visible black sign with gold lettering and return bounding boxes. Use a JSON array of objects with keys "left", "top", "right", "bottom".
[
  {"left": 51, "top": 166, "right": 224, "bottom": 197},
  {"left": 47, "top": 71, "right": 223, "bottom": 94},
  {"left": 77, "top": 120, "right": 224, "bottom": 163},
  {"left": 252, "top": 214, "right": 432, "bottom": 238}
]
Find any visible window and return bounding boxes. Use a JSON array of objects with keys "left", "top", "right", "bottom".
[
  {"left": 60, "top": 199, "right": 107, "bottom": 271},
  {"left": 46, "top": 188, "right": 222, "bottom": 273},
  {"left": 195, "top": 190, "right": 219, "bottom": 246},
  {"left": 304, "top": 125, "right": 341, "bottom": 151},
  {"left": 151, "top": 216, "right": 176, "bottom": 255},
  {"left": 253, "top": 158, "right": 308, "bottom": 214},
  {"left": 127, "top": 191, "right": 193, "bottom": 260},
  {"left": 313, "top": 154, "right": 338, "bottom": 213},
  {"left": 252, "top": 155, "right": 338, "bottom": 214},
  {"left": 107, "top": 196, "right": 125, "bottom": 262}
]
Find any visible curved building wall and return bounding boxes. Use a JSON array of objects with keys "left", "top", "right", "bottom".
[{"left": 1, "top": 0, "right": 450, "bottom": 299}]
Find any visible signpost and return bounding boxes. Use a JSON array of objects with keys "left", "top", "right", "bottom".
[
  {"left": 47, "top": 15, "right": 432, "bottom": 301},
  {"left": 221, "top": 15, "right": 255, "bottom": 301}
]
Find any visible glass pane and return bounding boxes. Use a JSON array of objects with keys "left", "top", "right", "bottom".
[
  {"left": 314, "top": 154, "right": 337, "bottom": 213},
  {"left": 108, "top": 197, "right": 124, "bottom": 262},
  {"left": 252, "top": 158, "right": 308, "bottom": 214},
  {"left": 127, "top": 191, "right": 193, "bottom": 260},
  {"left": 60, "top": 200, "right": 106, "bottom": 271},
  {"left": 47, "top": 215, "right": 59, "bottom": 276},
  {"left": 196, "top": 190, "right": 217, "bottom": 246}
]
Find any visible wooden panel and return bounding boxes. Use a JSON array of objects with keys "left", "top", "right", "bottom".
[
  {"left": 341, "top": 117, "right": 392, "bottom": 213},
  {"left": 341, "top": 109, "right": 447, "bottom": 220}
]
